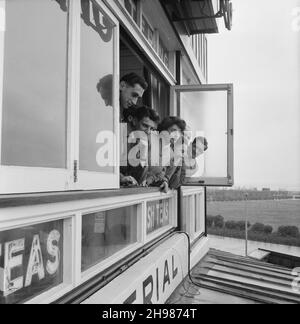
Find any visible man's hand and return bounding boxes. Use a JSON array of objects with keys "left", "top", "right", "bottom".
[
  {"left": 121, "top": 176, "right": 138, "bottom": 186},
  {"left": 160, "top": 181, "right": 169, "bottom": 194},
  {"left": 141, "top": 179, "right": 149, "bottom": 187}
]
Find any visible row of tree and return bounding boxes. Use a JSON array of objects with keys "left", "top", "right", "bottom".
[
  {"left": 207, "top": 215, "right": 300, "bottom": 238},
  {"left": 207, "top": 189, "right": 291, "bottom": 202}
]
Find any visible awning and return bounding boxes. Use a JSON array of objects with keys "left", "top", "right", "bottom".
[{"left": 161, "top": 0, "right": 233, "bottom": 35}]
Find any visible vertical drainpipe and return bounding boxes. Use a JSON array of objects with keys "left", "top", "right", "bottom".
[
  {"left": 204, "top": 187, "right": 208, "bottom": 236},
  {"left": 176, "top": 50, "right": 182, "bottom": 230}
]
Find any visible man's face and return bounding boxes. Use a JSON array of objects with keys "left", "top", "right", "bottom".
[
  {"left": 168, "top": 124, "right": 182, "bottom": 144},
  {"left": 134, "top": 117, "right": 157, "bottom": 135},
  {"left": 120, "top": 81, "right": 145, "bottom": 109}
]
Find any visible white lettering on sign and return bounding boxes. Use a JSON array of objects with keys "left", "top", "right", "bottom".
[
  {"left": 0, "top": 225, "right": 63, "bottom": 303},
  {"left": 25, "top": 235, "right": 45, "bottom": 287},
  {"left": 82, "top": 235, "right": 188, "bottom": 305},
  {"left": 123, "top": 254, "right": 179, "bottom": 304},
  {"left": 0, "top": 239, "right": 25, "bottom": 296},
  {"left": 147, "top": 200, "right": 169, "bottom": 234},
  {"left": 46, "top": 230, "right": 61, "bottom": 276}
]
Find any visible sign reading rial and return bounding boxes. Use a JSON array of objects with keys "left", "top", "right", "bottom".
[
  {"left": 123, "top": 253, "right": 179, "bottom": 304},
  {"left": 0, "top": 221, "right": 63, "bottom": 303},
  {"left": 82, "top": 235, "right": 188, "bottom": 305}
]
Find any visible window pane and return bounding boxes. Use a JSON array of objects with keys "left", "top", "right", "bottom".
[
  {"left": 146, "top": 199, "right": 171, "bottom": 235},
  {"left": 124, "top": 0, "right": 132, "bottom": 14},
  {"left": 0, "top": 220, "right": 64, "bottom": 304},
  {"left": 182, "top": 195, "right": 192, "bottom": 233},
  {"left": 1, "top": 0, "right": 68, "bottom": 168},
  {"left": 82, "top": 206, "right": 138, "bottom": 272},
  {"left": 180, "top": 90, "right": 228, "bottom": 178},
  {"left": 80, "top": 1, "right": 115, "bottom": 173},
  {"left": 142, "top": 16, "right": 148, "bottom": 38},
  {"left": 195, "top": 193, "right": 204, "bottom": 233}
]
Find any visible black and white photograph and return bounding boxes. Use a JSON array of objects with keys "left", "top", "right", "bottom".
[{"left": 0, "top": 0, "right": 299, "bottom": 306}]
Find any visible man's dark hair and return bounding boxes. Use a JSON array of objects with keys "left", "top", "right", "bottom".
[
  {"left": 134, "top": 106, "right": 160, "bottom": 123},
  {"left": 158, "top": 117, "right": 187, "bottom": 133},
  {"left": 121, "top": 73, "right": 148, "bottom": 90},
  {"left": 123, "top": 105, "right": 137, "bottom": 123}
]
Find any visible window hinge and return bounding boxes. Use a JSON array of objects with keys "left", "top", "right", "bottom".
[{"left": 73, "top": 160, "right": 78, "bottom": 183}]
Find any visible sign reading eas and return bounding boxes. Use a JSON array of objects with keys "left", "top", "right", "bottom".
[{"left": 0, "top": 220, "right": 63, "bottom": 304}]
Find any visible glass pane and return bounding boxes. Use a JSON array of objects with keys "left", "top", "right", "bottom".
[
  {"left": 195, "top": 194, "right": 200, "bottom": 233},
  {"left": 124, "top": 0, "right": 132, "bottom": 14},
  {"left": 182, "top": 195, "right": 193, "bottom": 233},
  {"left": 1, "top": 0, "right": 68, "bottom": 168},
  {"left": 179, "top": 90, "right": 228, "bottom": 178},
  {"left": 0, "top": 220, "right": 64, "bottom": 304},
  {"left": 195, "top": 193, "right": 205, "bottom": 234},
  {"left": 80, "top": 0, "right": 115, "bottom": 173},
  {"left": 82, "top": 205, "right": 138, "bottom": 272},
  {"left": 146, "top": 199, "right": 171, "bottom": 235}
]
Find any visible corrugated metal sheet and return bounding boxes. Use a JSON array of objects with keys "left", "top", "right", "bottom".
[{"left": 168, "top": 249, "right": 300, "bottom": 304}]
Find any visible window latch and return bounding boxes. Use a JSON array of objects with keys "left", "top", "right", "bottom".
[{"left": 73, "top": 160, "right": 78, "bottom": 183}]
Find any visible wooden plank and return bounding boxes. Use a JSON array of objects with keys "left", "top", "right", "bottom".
[
  {"left": 199, "top": 264, "right": 294, "bottom": 288},
  {"left": 249, "top": 249, "right": 271, "bottom": 260},
  {"left": 207, "top": 252, "right": 293, "bottom": 274},
  {"left": 195, "top": 276, "right": 298, "bottom": 304},
  {"left": 201, "top": 258, "right": 295, "bottom": 281},
  {"left": 196, "top": 270, "right": 299, "bottom": 296},
  {"left": 197, "top": 274, "right": 300, "bottom": 303}
]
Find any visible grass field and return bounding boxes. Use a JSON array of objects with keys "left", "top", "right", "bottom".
[{"left": 207, "top": 200, "right": 300, "bottom": 230}]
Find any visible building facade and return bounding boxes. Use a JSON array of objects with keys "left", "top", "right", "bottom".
[{"left": 0, "top": 0, "right": 233, "bottom": 304}]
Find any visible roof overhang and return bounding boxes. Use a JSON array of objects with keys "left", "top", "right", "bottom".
[{"left": 161, "top": 0, "right": 233, "bottom": 35}]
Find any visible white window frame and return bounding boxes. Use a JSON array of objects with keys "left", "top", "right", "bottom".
[
  {"left": 158, "top": 36, "right": 169, "bottom": 68},
  {"left": 0, "top": 189, "right": 178, "bottom": 304},
  {"left": 141, "top": 14, "right": 155, "bottom": 50},
  {"left": 80, "top": 202, "right": 144, "bottom": 283},
  {"left": 121, "top": 0, "right": 138, "bottom": 25},
  {"left": 74, "top": 0, "right": 120, "bottom": 191},
  {"left": 104, "top": 0, "right": 176, "bottom": 85},
  {"left": 171, "top": 84, "right": 234, "bottom": 187},
  {"left": 180, "top": 187, "right": 205, "bottom": 243},
  {"left": 0, "top": 0, "right": 120, "bottom": 194},
  {"left": 0, "top": 0, "right": 72, "bottom": 194}
]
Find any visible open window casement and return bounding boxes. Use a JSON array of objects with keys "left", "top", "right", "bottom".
[
  {"left": 0, "top": 0, "right": 120, "bottom": 194},
  {"left": 171, "top": 84, "right": 234, "bottom": 187},
  {"left": 0, "top": 0, "right": 72, "bottom": 194},
  {"left": 75, "top": 0, "right": 120, "bottom": 191}
]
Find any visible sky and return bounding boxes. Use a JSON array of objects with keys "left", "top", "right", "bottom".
[{"left": 208, "top": 0, "right": 300, "bottom": 191}]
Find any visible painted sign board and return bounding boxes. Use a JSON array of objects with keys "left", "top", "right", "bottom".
[
  {"left": 82, "top": 234, "right": 189, "bottom": 304},
  {"left": 0, "top": 220, "right": 64, "bottom": 304},
  {"left": 146, "top": 199, "right": 170, "bottom": 235}
]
